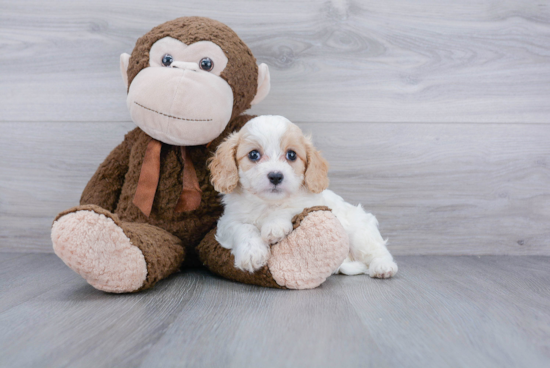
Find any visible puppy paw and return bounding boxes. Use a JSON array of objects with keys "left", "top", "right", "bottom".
[
  {"left": 261, "top": 220, "right": 293, "bottom": 245},
  {"left": 368, "top": 258, "right": 398, "bottom": 279},
  {"left": 233, "top": 237, "right": 271, "bottom": 273}
]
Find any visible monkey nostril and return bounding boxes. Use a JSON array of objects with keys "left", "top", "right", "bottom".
[{"left": 268, "top": 172, "right": 284, "bottom": 185}]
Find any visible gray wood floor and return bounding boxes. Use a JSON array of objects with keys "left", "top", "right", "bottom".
[{"left": 0, "top": 253, "right": 549, "bottom": 368}]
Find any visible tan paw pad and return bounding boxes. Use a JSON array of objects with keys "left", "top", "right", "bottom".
[
  {"left": 268, "top": 210, "right": 349, "bottom": 289},
  {"left": 52, "top": 210, "right": 147, "bottom": 293}
]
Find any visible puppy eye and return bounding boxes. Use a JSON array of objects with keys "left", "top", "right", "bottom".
[
  {"left": 248, "top": 150, "right": 261, "bottom": 161},
  {"left": 286, "top": 150, "right": 297, "bottom": 161},
  {"left": 199, "top": 57, "right": 214, "bottom": 71},
  {"left": 162, "top": 54, "right": 174, "bottom": 67}
]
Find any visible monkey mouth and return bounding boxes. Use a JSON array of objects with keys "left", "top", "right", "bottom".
[{"left": 134, "top": 102, "right": 212, "bottom": 122}]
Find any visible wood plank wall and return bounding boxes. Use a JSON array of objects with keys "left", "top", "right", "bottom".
[{"left": 1, "top": 0, "right": 549, "bottom": 254}]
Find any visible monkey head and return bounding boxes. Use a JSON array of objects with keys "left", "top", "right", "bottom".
[{"left": 119, "top": 17, "right": 270, "bottom": 146}]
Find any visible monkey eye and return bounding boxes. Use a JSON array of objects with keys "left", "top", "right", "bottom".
[
  {"left": 286, "top": 150, "right": 297, "bottom": 161},
  {"left": 199, "top": 57, "right": 214, "bottom": 71},
  {"left": 162, "top": 54, "right": 173, "bottom": 67},
  {"left": 248, "top": 150, "right": 261, "bottom": 162}
]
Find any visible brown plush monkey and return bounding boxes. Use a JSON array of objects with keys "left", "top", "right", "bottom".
[{"left": 51, "top": 17, "right": 348, "bottom": 293}]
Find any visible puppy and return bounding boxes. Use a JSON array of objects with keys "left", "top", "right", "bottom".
[{"left": 209, "top": 115, "right": 398, "bottom": 278}]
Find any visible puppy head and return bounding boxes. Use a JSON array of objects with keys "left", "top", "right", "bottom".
[{"left": 209, "top": 115, "right": 329, "bottom": 200}]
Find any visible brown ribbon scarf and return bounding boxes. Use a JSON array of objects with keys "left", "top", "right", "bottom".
[{"left": 133, "top": 139, "right": 202, "bottom": 217}]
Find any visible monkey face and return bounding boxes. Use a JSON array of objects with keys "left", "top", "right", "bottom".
[
  {"left": 120, "top": 18, "right": 271, "bottom": 146},
  {"left": 122, "top": 37, "right": 234, "bottom": 146}
]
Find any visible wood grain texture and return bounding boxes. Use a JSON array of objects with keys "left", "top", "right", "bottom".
[
  {"left": 1, "top": 121, "right": 549, "bottom": 255},
  {"left": 0, "top": 253, "right": 80, "bottom": 313},
  {"left": 0, "top": 254, "right": 549, "bottom": 368},
  {"left": 1, "top": 0, "right": 550, "bottom": 123},
  {"left": 0, "top": 122, "right": 133, "bottom": 252}
]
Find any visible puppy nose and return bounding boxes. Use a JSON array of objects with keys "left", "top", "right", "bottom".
[{"left": 268, "top": 172, "right": 284, "bottom": 185}]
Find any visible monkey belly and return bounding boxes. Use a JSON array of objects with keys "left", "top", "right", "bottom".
[
  {"left": 108, "top": 117, "right": 254, "bottom": 266},
  {"left": 112, "top": 130, "right": 223, "bottom": 254},
  {"left": 114, "top": 192, "right": 223, "bottom": 268}
]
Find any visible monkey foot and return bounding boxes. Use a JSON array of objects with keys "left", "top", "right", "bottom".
[
  {"left": 268, "top": 209, "right": 350, "bottom": 289},
  {"left": 52, "top": 209, "right": 147, "bottom": 293}
]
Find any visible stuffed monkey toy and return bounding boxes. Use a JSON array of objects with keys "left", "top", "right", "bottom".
[{"left": 51, "top": 17, "right": 349, "bottom": 293}]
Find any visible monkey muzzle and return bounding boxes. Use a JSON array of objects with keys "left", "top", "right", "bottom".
[{"left": 127, "top": 66, "right": 234, "bottom": 146}]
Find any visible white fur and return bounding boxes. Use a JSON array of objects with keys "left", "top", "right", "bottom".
[{"left": 216, "top": 115, "right": 398, "bottom": 278}]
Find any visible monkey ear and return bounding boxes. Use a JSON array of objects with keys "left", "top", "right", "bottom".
[
  {"left": 208, "top": 133, "right": 241, "bottom": 194},
  {"left": 250, "top": 63, "right": 270, "bottom": 105},
  {"left": 120, "top": 53, "right": 131, "bottom": 90}
]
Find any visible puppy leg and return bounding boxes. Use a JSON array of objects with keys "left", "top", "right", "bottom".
[
  {"left": 261, "top": 215, "right": 294, "bottom": 245},
  {"left": 337, "top": 257, "right": 369, "bottom": 275},
  {"left": 348, "top": 209, "right": 397, "bottom": 278},
  {"left": 217, "top": 221, "right": 270, "bottom": 273},
  {"left": 325, "top": 191, "right": 398, "bottom": 278}
]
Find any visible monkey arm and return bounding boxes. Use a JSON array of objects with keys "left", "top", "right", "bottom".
[{"left": 80, "top": 130, "right": 135, "bottom": 212}]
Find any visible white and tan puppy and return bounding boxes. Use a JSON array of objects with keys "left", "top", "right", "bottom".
[{"left": 209, "top": 115, "right": 398, "bottom": 278}]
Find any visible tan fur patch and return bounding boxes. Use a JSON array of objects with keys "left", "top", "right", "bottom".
[
  {"left": 280, "top": 125, "right": 307, "bottom": 179},
  {"left": 235, "top": 136, "right": 262, "bottom": 172},
  {"left": 208, "top": 132, "right": 240, "bottom": 193},
  {"left": 304, "top": 136, "right": 330, "bottom": 193}
]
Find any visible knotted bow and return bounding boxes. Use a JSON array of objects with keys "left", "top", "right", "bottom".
[{"left": 133, "top": 139, "right": 202, "bottom": 217}]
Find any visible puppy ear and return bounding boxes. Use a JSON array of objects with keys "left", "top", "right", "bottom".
[
  {"left": 304, "top": 136, "right": 329, "bottom": 193},
  {"left": 208, "top": 132, "right": 240, "bottom": 194}
]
